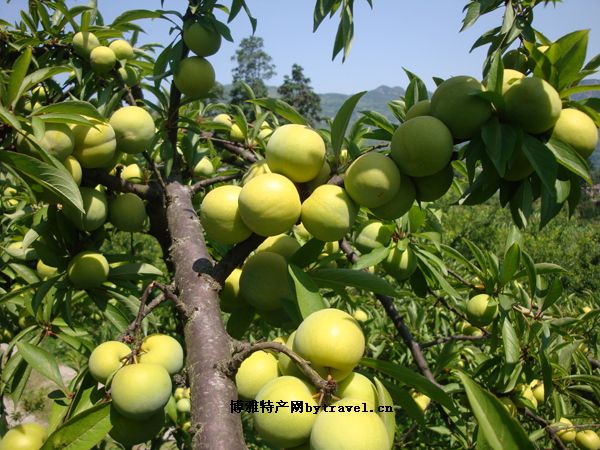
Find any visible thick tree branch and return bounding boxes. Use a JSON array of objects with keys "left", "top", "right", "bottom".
[
  {"left": 190, "top": 172, "right": 242, "bottom": 195},
  {"left": 166, "top": 181, "right": 245, "bottom": 450}
]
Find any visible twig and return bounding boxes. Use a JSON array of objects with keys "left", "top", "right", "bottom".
[
  {"left": 190, "top": 172, "right": 242, "bottom": 195},
  {"left": 421, "top": 333, "right": 489, "bottom": 349},
  {"left": 524, "top": 408, "right": 568, "bottom": 450},
  {"left": 83, "top": 168, "right": 158, "bottom": 200},
  {"left": 203, "top": 135, "right": 258, "bottom": 164},
  {"left": 588, "top": 356, "right": 600, "bottom": 370},
  {"left": 447, "top": 268, "right": 478, "bottom": 289},
  {"left": 142, "top": 151, "right": 167, "bottom": 192},
  {"left": 210, "top": 234, "right": 266, "bottom": 285}
]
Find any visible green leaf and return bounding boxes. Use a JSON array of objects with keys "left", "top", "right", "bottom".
[
  {"left": 290, "top": 238, "right": 325, "bottom": 268},
  {"left": 361, "top": 358, "right": 456, "bottom": 413},
  {"left": 288, "top": 264, "right": 327, "bottom": 319},
  {"left": 0, "top": 104, "right": 22, "bottom": 130},
  {"left": 481, "top": 119, "right": 516, "bottom": 177},
  {"left": 226, "top": 306, "right": 255, "bottom": 339},
  {"left": 16, "top": 342, "right": 66, "bottom": 391},
  {"left": 0, "top": 152, "right": 83, "bottom": 213},
  {"left": 461, "top": 1, "right": 481, "bottom": 31},
  {"left": 352, "top": 245, "right": 390, "bottom": 271},
  {"left": 403, "top": 68, "right": 428, "bottom": 110},
  {"left": 7, "top": 47, "right": 32, "bottom": 106},
  {"left": 521, "top": 135, "right": 557, "bottom": 195},
  {"left": 499, "top": 242, "right": 520, "bottom": 286},
  {"left": 40, "top": 402, "right": 112, "bottom": 450},
  {"left": 373, "top": 378, "right": 396, "bottom": 446},
  {"left": 32, "top": 101, "right": 103, "bottom": 120},
  {"left": 108, "top": 262, "right": 162, "bottom": 280},
  {"left": 309, "top": 268, "right": 398, "bottom": 297},
  {"left": 330, "top": 91, "right": 367, "bottom": 159},
  {"left": 502, "top": 319, "right": 520, "bottom": 365},
  {"left": 561, "top": 83, "right": 600, "bottom": 98},
  {"left": 457, "top": 372, "right": 536, "bottom": 450},
  {"left": 552, "top": 30, "right": 588, "bottom": 90},
  {"left": 249, "top": 98, "right": 306, "bottom": 125},
  {"left": 11, "top": 66, "right": 71, "bottom": 110},
  {"left": 545, "top": 138, "right": 591, "bottom": 184},
  {"left": 111, "top": 9, "right": 162, "bottom": 26}
]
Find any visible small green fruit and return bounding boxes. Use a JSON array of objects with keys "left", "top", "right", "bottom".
[
  {"left": 109, "top": 39, "right": 134, "bottom": 60},
  {"left": 239, "top": 252, "right": 292, "bottom": 311},
  {"left": 138, "top": 334, "right": 184, "bottom": 375},
  {"left": 344, "top": 152, "right": 402, "bottom": 208},
  {"left": 0, "top": 422, "right": 47, "bottom": 450},
  {"left": 465, "top": 294, "right": 498, "bottom": 327},
  {"left": 72, "top": 31, "right": 100, "bottom": 58},
  {"left": 183, "top": 21, "right": 222, "bottom": 57},
  {"left": 235, "top": 350, "right": 279, "bottom": 400},
  {"left": 173, "top": 57, "right": 215, "bottom": 99},
  {"left": 300, "top": 185, "right": 357, "bottom": 242},
  {"left": 89, "top": 46, "right": 117, "bottom": 74},
  {"left": 88, "top": 340, "right": 130, "bottom": 384},
  {"left": 63, "top": 187, "right": 108, "bottom": 232},
  {"left": 405, "top": 100, "right": 431, "bottom": 120},
  {"left": 200, "top": 185, "right": 252, "bottom": 244},
  {"left": 67, "top": 251, "right": 109, "bottom": 289},
  {"left": 72, "top": 121, "right": 117, "bottom": 168},
  {"left": 109, "top": 106, "right": 155, "bottom": 154},
  {"left": 109, "top": 193, "right": 147, "bottom": 232}
]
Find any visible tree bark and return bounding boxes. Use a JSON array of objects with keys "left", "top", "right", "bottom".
[{"left": 165, "top": 181, "right": 246, "bottom": 450}]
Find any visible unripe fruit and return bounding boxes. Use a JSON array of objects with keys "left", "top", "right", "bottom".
[
  {"left": 213, "top": 113, "right": 233, "bottom": 128},
  {"left": 253, "top": 376, "right": 317, "bottom": 448},
  {"left": 530, "top": 379, "right": 545, "bottom": 403},
  {"left": 109, "top": 193, "right": 147, "bottom": 232},
  {"left": 193, "top": 156, "right": 214, "bottom": 178},
  {"left": 500, "top": 397, "right": 517, "bottom": 417},
  {"left": 117, "top": 65, "right": 139, "bottom": 87},
  {"left": 310, "top": 398, "right": 390, "bottom": 450},
  {"left": 183, "top": 21, "right": 222, "bottom": 57},
  {"left": 72, "top": 31, "right": 100, "bottom": 58},
  {"left": 255, "top": 234, "right": 301, "bottom": 260},
  {"left": 138, "top": 334, "right": 184, "bottom": 375},
  {"left": 344, "top": 152, "right": 401, "bottom": 208},
  {"left": 0, "top": 422, "right": 47, "bottom": 450},
  {"left": 235, "top": 350, "right": 279, "bottom": 399},
  {"left": 503, "top": 49, "right": 529, "bottom": 72},
  {"left": 72, "top": 121, "right": 117, "bottom": 168},
  {"left": 430, "top": 75, "right": 493, "bottom": 139},
  {"left": 413, "top": 163, "right": 454, "bottom": 202},
  {"left": 370, "top": 176, "right": 416, "bottom": 220},
  {"left": 176, "top": 398, "right": 191, "bottom": 413},
  {"left": 513, "top": 383, "right": 538, "bottom": 410},
  {"left": 88, "top": 340, "right": 130, "bottom": 384},
  {"left": 36, "top": 260, "right": 57, "bottom": 279},
  {"left": 229, "top": 124, "right": 244, "bottom": 142},
  {"left": 200, "top": 185, "right": 252, "bottom": 244},
  {"left": 551, "top": 108, "right": 598, "bottom": 159},
  {"left": 465, "top": 294, "right": 498, "bottom": 327},
  {"left": 67, "top": 251, "right": 109, "bottom": 289},
  {"left": 173, "top": 56, "right": 215, "bottom": 99},
  {"left": 238, "top": 173, "right": 301, "bottom": 237},
  {"left": 265, "top": 124, "right": 326, "bottom": 182},
  {"left": 109, "top": 106, "right": 155, "bottom": 154},
  {"left": 63, "top": 187, "right": 108, "bottom": 231},
  {"left": 556, "top": 418, "right": 576, "bottom": 443},
  {"left": 63, "top": 155, "right": 82, "bottom": 185},
  {"left": 504, "top": 77, "right": 562, "bottom": 134},
  {"left": 502, "top": 69, "right": 525, "bottom": 94},
  {"left": 337, "top": 372, "right": 378, "bottom": 407},
  {"left": 111, "top": 363, "right": 172, "bottom": 419},
  {"left": 109, "top": 39, "right": 134, "bottom": 60},
  {"left": 383, "top": 245, "right": 417, "bottom": 281},
  {"left": 219, "top": 268, "right": 247, "bottom": 312},
  {"left": 22, "top": 123, "right": 75, "bottom": 161},
  {"left": 456, "top": 320, "right": 483, "bottom": 337},
  {"left": 575, "top": 430, "right": 600, "bottom": 450},
  {"left": 503, "top": 146, "right": 534, "bottom": 181},
  {"left": 354, "top": 221, "right": 392, "bottom": 254},
  {"left": 300, "top": 184, "right": 357, "bottom": 242},
  {"left": 122, "top": 163, "right": 144, "bottom": 183},
  {"left": 391, "top": 116, "right": 454, "bottom": 177},
  {"left": 109, "top": 408, "right": 164, "bottom": 447},
  {"left": 405, "top": 99, "right": 431, "bottom": 120},
  {"left": 89, "top": 46, "right": 117, "bottom": 74},
  {"left": 293, "top": 308, "right": 365, "bottom": 381},
  {"left": 239, "top": 252, "right": 292, "bottom": 311},
  {"left": 242, "top": 159, "right": 271, "bottom": 185}
]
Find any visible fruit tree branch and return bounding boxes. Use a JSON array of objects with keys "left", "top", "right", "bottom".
[
  {"left": 190, "top": 172, "right": 242, "bottom": 195},
  {"left": 203, "top": 134, "right": 258, "bottom": 164},
  {"left": 210, "top": 234, "right": 266, "bottom": 286},
  {"left": 421, "top": 333, "right": 490, "bottom": 349},
  {"left": 523, "top": 408, "right": 568, "bottom": 450},
  {"left": 83, "top": 168, "right": 158, "bottom": 200}
]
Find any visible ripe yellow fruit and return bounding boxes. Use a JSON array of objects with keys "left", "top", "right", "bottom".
[
  {"left": 575, "top": 430, "right": 600, "bottom": 450},
  {"left": 238, "top": 173, "right": 301, "bottom": 237},
  {"left": 200, "top": 185, "right": 252, "bottom": 244},
  {"left": 344, "top": 152, "right": 401, "bottom": 208},
  {"left": 405, "top": 99, "right": 431, "bottom": 120},
  {"left": 72, "top": 121, "right": 117, "bottom": 168},
  {"left": 36, "top": 260, "right": 57, "bottom": 279},
  {"left": 239, "top": 252, "right": 292, "bottom": 311},
  {"left": 235, "top": 350, "right": 279, "bottom": 399},
  {"left": 255, "top": 234, "right": 301, "bottom": 260},
  {"left": 513, "top": 383, "right": 538, "bottom": 410},
  {"left": 293, "top": 308, "right": 365, "bottom": 381},
  {"left": 353, "top": 309, "right": 369, "bottom": 322},
  {"left": 456, "top": 320, "right": 483, "bottom": 337},
  {"left": 229, "top": 124, "right": 245, "bottom": 142},
  {"left": 391, "top": 116, "right": 453, "bottom": 177},
  {"left": 72, "top": 31, "right": 100, "bottom": 58},
  {"left": 265, "top": 124, "right": 326, "bottom": 182},
  {"left": 138, "top": 334, "right": 184, "bottom": 375},
  {"left": 310, "top": 398, "right": 390, "bottom": 450},
  {"left": 502, "top": 69, "right": 525, "bottom": 94},
  {"left": 530, "top": 379, "right": 545, "bottom": 403},
  {"left": 0, "top": 422, "right": 47, "bottom": 450},
  {"left": 89, "top": 46, "right": 117, "bottom": 74},
  {"left": 465, "top": 294, "right": 498, "bottom": 327},
  {"left": 370, "top": 176, "right": 416, "bottom": 220},
  {"left": 413, "top": 163, "right": 454, "bottom": 202},
  {"left": 109, "top": 106, "right": 155, "bottom": 154},
  {"left": 411, "top": 391, "right": 431, "bottom": 412},
  {"left": 67, "top": 251, "right": 109, "bottom": 289},
  {"left": 64, "top": 186, "right": 108, "bottom": 231},
  {"left": 109, "top": 408, "right": 164, "bottom": 447},
  {"left": 183, "top": 21, "right": 222, "bottom": 57},
  {"left": 383, "top": 245, "right": 417, "bottom": 282},
  {"left": 430, "top": 75, "right": 493, "bottom": 139},
  {"left": 121, "top": 163, "right": 144, "bottom": 183},
  {"left": 213, "top": 113, "right": 233, "bottom": 128},
  {"left": 109, "top": 193, "right": 147, "bottom": 232},
  {"left": 176, "top": 398, "right": 191, "bottom": 413},
  {"left": 556, "top": 418, "right": 576, "bottom": 443},
  {"left": 88, "top": 340, "right": 130, "bottom": 384},
  {"left": 300, "top": 184, "right": 357, "bottom": 242},
  {"left": 552, "top": 108, "right": 598, "bottom": 158},
  {"left": 219, "top": 268, "right": 248, "bottom": 312},
  {"left": 173, "top": 56, "right": 215, "bottom": 99},
  {"left": 111, "top": 363, "right": 172, "bottom": 419},
  {"left": 253, "top": 376, "right": 317, "bottom": 448},
  {"left": 353, "top": 220, "right": 392, "bottom": 254},
  {"left": 63, "top": 155, "right": 82, "bottom": 185},
  {"left": 337, "top": 372, "right": 378, "bottom": 407},
  {"left": 242, "top": 159, "right": 271, "bottom": 185},
  {"left": 117, "top": 65, "right": 139, "bottom": 87},
  {"left": 193, "top": 156, "right": 214, "bottom": 178},
  {"left": 503, "top": 77, "right": 562, "bottom": 134},
  {"left": 109, "top": 39, "right": 134, "bottom": 60}
]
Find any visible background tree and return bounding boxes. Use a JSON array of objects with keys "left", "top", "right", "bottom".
[
  {"left": 277, "top": 64, "right": 322, "bottom": 125},
  {"left": 230, "top": 36, "right": 276, "bottom": 119}
]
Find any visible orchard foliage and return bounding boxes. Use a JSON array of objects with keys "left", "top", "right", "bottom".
[{"left": 0, "top": 1, "right": 599, "bottom": 449}]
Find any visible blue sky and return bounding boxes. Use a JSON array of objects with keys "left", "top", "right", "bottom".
[{"left": 3, "top": 0, "right": 600, "bottom": 93}]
